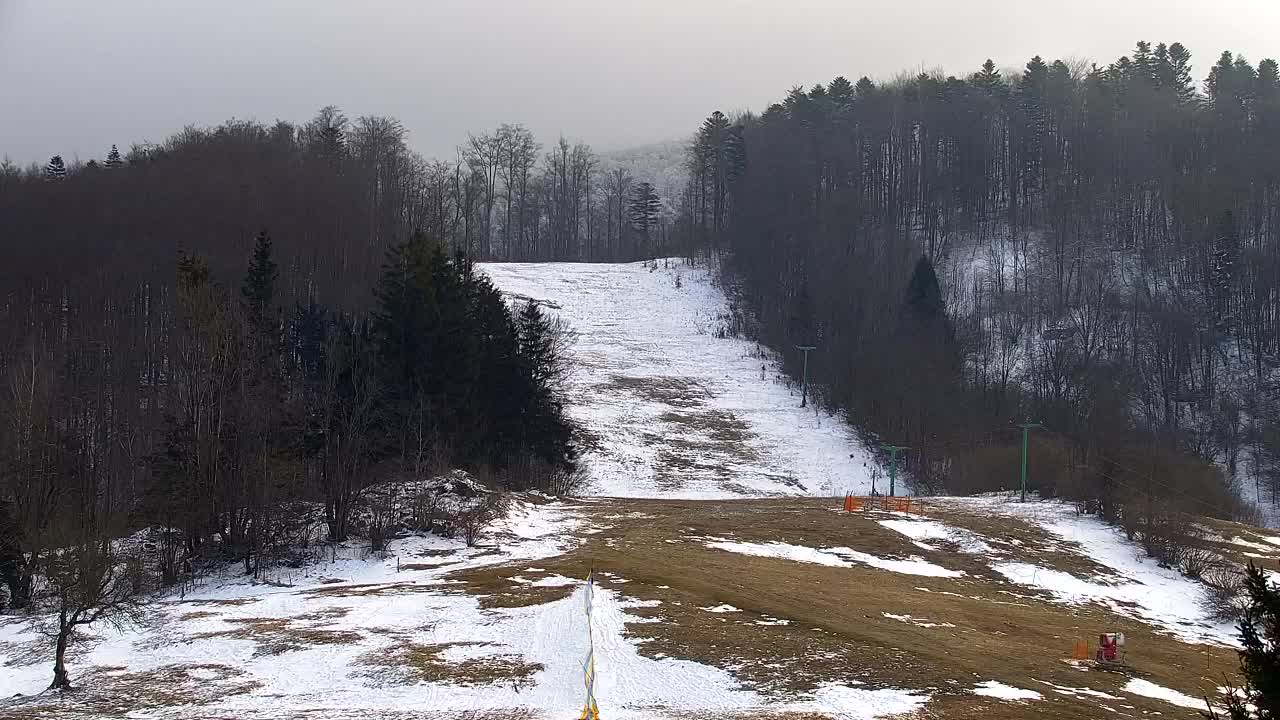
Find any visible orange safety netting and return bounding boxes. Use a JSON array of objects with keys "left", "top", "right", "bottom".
[{"left": 841, "top": 495, "right": 918, "bottom": 514}]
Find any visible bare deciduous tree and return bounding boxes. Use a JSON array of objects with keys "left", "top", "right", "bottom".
[{"left": 40, "top": 540, "right": 142, "bottom": 690}]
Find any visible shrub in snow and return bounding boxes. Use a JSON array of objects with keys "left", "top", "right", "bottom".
[
  {"left": 1201, "top": 562, "right": 1249, "bottom": 621},
  {"left": 350, "top": 470, "right": 505, "bottom": 545},
  {"left": 458, "top": 493, "right": 508, "bottom": 547},
  {"left": 1181, "top": 546, "right": 1219, "bottom": 580}
]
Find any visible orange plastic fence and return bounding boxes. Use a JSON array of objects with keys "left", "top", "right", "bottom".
[
  {"left": 840, "top": 496, "right": 918, "bottom": 514},
  {"left": 1071, "top": 639, "right": 1090, "bottom": 660}
]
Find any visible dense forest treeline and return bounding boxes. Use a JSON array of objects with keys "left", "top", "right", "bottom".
[
  {"left": 679, "top": 42, "right": 1280, "bottom": 527},
  {"left": 1, "top": 111, "right": 679, "bottom": 287},
  {"left": 0, "top": 110, "right": 597, "bottom": 612}
]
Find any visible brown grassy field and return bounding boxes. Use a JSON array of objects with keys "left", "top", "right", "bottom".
[
  {"left": 2, "top": 495, "right": 1265, "bottom": 720},
  {"left": 457, "top": 497, "right": 1249, "bottom": 719}
]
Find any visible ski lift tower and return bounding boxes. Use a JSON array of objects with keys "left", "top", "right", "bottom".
[{"left": 796, "top": 345, "right": 817, "bottom": 408}]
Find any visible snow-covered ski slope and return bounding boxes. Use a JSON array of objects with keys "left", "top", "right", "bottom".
[{"left": 479, "top": 259, "right": 877, "bottom": 498}]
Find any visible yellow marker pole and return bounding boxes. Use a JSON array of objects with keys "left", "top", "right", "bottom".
[{"left": 579, "top": 571, "right": 600, "bottom": 720}]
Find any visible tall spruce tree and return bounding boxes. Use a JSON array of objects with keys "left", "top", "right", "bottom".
[
  {"left": 104, "top": 145, "right": 124, "bottom": 170},
  {"left": 906, "top": 255, "right": 946, "bottom": 327},
  {"left": 1169, "top": 42, "right": 1197, "bottom": 103},
  {"left": 242, "top": 231, "right": 279, "bottom": 343},
  {"left": 628, "top": 182, "right": 662, "bottom": 254},
  {"left": 973, "top": 59, "right": 1004, "bottom": 94},
  {"left": 514, "top": 301, "right": 575, "bottom": 474},
  {"left": 373, "top": 232, "right": 461, "bottom": 464},
  {"left": 44, "top": 155, "right": 66, "bottom": 181},
  {"left": 1216, "top": 563, "right": 1280, "bottom": 719},
  {"left": 828, "top": 76, "right": 855, "bottom": 106}
]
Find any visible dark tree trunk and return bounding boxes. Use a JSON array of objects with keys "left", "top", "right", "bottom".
[
  {"left": 50, "top": 622, "right": 71, "bottom": 690},
  {"left": 0, "top": 548, "right": 32, "bottom": 610},
  {"left": 0, "top": 538, "right": 31, "bottom": 609},
  {"left": 0, "top": 500, "right": 31, "bottom": 609},
  {"left": 325, "top": 496, "right": 348, "bottom": 542}
]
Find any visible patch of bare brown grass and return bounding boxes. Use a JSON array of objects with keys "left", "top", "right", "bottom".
[
  {"left": 357, "top": 641, "right": 541, "bottom": 688},
  {"left": 597, "top": 374, "right": 710, "bottom": 409},
  {"left": 189, "top": 616, "right": 362, "bottom": 656},
  {"left": 181, "top": 596, "right": 261, "bottom": 607},
  {"left": 0, "top": 663, "right": 260, "bottom": 719},
  {"left": 398, "top": 561, "right": 462, "bottom": 571},
  {"left": 454, "top": 564, "right": 579, "bottom": 609},
  {"left": 291, "top": 606, "right": 352, "bottom": 622},
  {"left": 301, "top": 581, "right": 440, "bottom": 598},
  {"left": 448, "top": 497, "right": 1239, "bottom": 719},
  {"left": 659, "top": 409, "right": 754, "bottom": 443},
  {"left": 178, "top": 610, "right": 220, "bottom": 621}
]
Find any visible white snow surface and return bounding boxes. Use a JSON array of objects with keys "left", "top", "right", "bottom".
[
  {"left": 1123, "top": 678, "right": 1206, "bottom": 709},
  {"left": 960, "top": 496, "right": 1239, "bottom": 646},
  {"left": 882, "top": 613, "right": 956, "bottom": 629},
  {"left": 0, "top": 499, "right": 928, "bottom": 720},
  {"left": 479, "top": 260, "right": 878, "bottom": 499},
  {"left": 704, "top": 538, "right": 963, "bottom": 578},
  {"left": 972, "top": 680, "right": 1043, "bottom": 701},
  {"left": 802, "top": 684, "right": 930, "bottom": 718},
  {"left": 877, "top": 518, "right": 994, "bottom": 554}
]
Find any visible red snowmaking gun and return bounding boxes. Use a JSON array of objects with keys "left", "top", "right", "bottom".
[{"left": 1094, "top": 632, "right": 1131, "bottom": 671}]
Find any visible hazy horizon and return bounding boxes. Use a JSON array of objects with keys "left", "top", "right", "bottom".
[{"left": 3, "top": 0, "right": 1278, "bottom": 166}]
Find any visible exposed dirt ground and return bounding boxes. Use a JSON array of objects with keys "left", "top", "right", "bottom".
[
  {"left": 458, "top": 497, "right": 1244, "bottom": 719},
  {"left": 1, "top": 496, "right": 1263, "bottom": 720}
]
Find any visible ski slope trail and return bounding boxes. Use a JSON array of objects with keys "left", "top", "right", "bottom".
[{"left": 480, "top": 259, "right": 877, "bottom": 499}]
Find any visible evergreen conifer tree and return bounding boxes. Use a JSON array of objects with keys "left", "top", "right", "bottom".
[
  {"left": 1169, "top": 43, "right": 1197, "bottom": 103},
  {"left": 828, "top": 76, "right": 855, "bottom": 105},
  {"left": 1133, "top": 41, "right": 1156, "bottom": 85},
  {"left": 44, "top": 155, "right": 66, "bottom": 181},
  {"left": 104, "top": 145, "right": 124, "bottom": 170},
  {"left": 973, "top": 59, "right": 1003, "bottom": 95},
  {"left": 1259, "top": 60, "right": 1280, "bottom": 97},
  {"left": 628, "top": 182, "right": 662, "bottom": 252},
  {"left": 241, "top": 231, "right": 282, "bottom": 390},
  {"left": 514, "top": 301, "right": 575, "bottom": 472},
  {"left": 906, "top": 255, "right": 946, "bottom": 326},
  {"left": 1215, "top": 563, "right": 1280, "bottom": 719},
  {"left": 242, "top": 232, "right": 278, "bottom": 333},
  {"left": 724, "top": 126, "right": 747, "bottom": 185}
]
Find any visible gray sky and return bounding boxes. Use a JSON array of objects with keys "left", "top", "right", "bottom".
[{"left": 2, "top": 1, "right": 1277, "bottom": 165}]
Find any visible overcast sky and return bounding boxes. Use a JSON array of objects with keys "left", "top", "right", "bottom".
[{"left": 2, "top": 1, "right": 1278, "bottom": 165}]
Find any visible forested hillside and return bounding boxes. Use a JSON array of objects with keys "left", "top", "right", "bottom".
[
  {"left": 0, "top": 115, "right": 603, "bottom": 612},
  {"left": 679, "top": 43, "right": 1280, "bottom": 522}
]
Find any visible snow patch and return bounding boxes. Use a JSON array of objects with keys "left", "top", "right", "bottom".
[
  {"left": 946, "top": 497, "right": 1238, "bottom": 645},
  {"left": 882, "top": 612, "right": 956, "bottom": 629},
  {"left": 826, "top": 547, "right": 964, "bottom": 578},
  {"left": 972, "top": 680, "right": 1042, "bottom": 701},
  {"left": 479, "top": 260, "right": 878, "bottom": 499},
  {"left": 1037, "top": 680, "right": 1122, "bottom": 700},
  {"left": 878, "top": 518, "right": 994, "bottom": 554},
  {"left": 510, "top": 574, "right": 579, "bottom": 588},
  {"left": 799, "top": 683, "right": 931, "bottom": 718},
  {"left": 1123, "top": 678, "right": 1205, "bottom": 709},
  {"left": 704, "top": 538, "right": 963, "bottom": 578}
]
